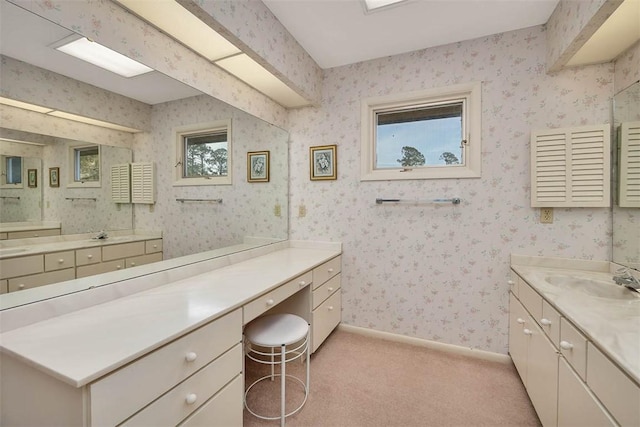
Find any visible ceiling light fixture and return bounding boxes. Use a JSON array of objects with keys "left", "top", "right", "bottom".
[
  {"left": 55, "top": 36, "right": 153, "bottom": 78},
  {"left": 363, "top": 0, "right": 408, "bottom": 13},
  {"left": 0, "top": 137, "right": 46, "bottom": 146}
]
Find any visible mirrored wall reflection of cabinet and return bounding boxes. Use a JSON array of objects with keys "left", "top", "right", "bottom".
[
  {"left": 618, "top": 121, "right": 640, "bottom": 207},
  {"left": 110, "top": 162, "right": 155, "bottom": 205}
]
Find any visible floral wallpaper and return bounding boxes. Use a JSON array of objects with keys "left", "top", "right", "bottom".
[
  {"left": 288, "top": 25, "right": 614, "bottom": 354},
  {"left": 614, "top": 41, "right": 640, "bottom": 93},
  {"left": 133, "top": 94, "right": 289, "bottom": 259},
  {"left": 0, "top": 151, "right": 42, "bottom": 222}
]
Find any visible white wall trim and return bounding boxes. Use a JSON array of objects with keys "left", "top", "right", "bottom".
[{"left": 338, "top": 324, "right": 511, "bottom": 364}]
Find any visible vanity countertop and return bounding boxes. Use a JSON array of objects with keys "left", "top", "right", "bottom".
[
  {"left": 0, "top": 221, "right": 61, "bottom": 233},
  {"left": 0, "top": 230, "right": 162, "bottom": 260},
  {"left": 0, "top": 246, "right": 340, "bottom": 387},
  {"left": 511, "top": 261, "right": 640, "bottom": 384}
]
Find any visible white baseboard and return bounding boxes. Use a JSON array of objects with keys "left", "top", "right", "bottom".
[{"left": 337, "top": 324, "right": 511, "bottom": 364}]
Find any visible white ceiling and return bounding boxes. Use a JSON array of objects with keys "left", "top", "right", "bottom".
[{"left": 262, "top": 0, "right": 561, "bottom": 69}]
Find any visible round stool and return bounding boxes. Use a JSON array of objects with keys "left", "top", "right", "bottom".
[{"left": 244, "top": 313, "right": 310, "bottom": 426}]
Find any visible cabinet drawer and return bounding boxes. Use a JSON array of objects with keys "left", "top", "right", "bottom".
[
  {"left": 90, "top": 309, "right": 242, "bottom": 427},
  {"left": 518, "top": 280, "right": 542, "bottom": 321},
  {"left": 312, "top": 256, "right": 341, "bottom": 290},
  {"left": 122, "top": 344, "right": 242, "bottom": 426},
  {"left": 75, "top": 247, "right": 101, "bottom": 266},
  {"left": 0, "top": 232, "right": 7, "bottom": 240},
  {"left": 44, "top": 251, "right": 75, "bottom": 272},
  {"left": 541, "top": 299, "right": 561, "bottom": 348},
  {"left": 0, "top": 279, "right": 6, "bottom": 294},
  {"left": 0, "top": 254, "right": 43, "bottom": 279},
  {"left": 312, "top": 273, "right": 340, "bottom": 309},
  {"left": 508, "top": 270, "right": 519, "bottom": 297},
  {"left": 587, "top": 343, "right": 640, "bottom": 427},
  {"left": 126, "top": 252, "right": 163, "bottom": 268},
  {"left": 179, "top": 374, "right": 243, "bottom": 427},
  {"left": 7, "top": 228, "right": 60, "bottom": 239},
  {"left": 145, "top": 239, "right": 163, "bottom": 254},
  {"left": 244, "top": 271, "right": 312, "bottom": 324},
  {"left": 312, "top": 289, "right": 341, "bottom": 352},
  {"left": 102, "top": 241, "right": 145, "bottom": 261},
  {"left": 8, "top": 268, "right": 75, "bottom": 292},
  {"left": 76, "top": 259, "right": 125, "bottom": 278},
  {"left": 560, "top": 317, "right": 587, "bottom": 380}
]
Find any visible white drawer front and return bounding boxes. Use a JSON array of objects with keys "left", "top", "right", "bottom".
[
  {"left": 560, "top": 317, "right": 587, "bottom": 380},
  {"left": 76, "top": 259, "right": 125, "bottom": 278},
  {"left": 90, "top": 309, "right": 242, "bottom": 426},
  {"left": 126, "top": 252, "right": 163, "bottom": 268},
  {"left": 102, "top": 241, "right": 145, "bottom": 261},
  {"left": 508, "top": 270, "right": 520, "bottom": 297},
  {"left": 0, "top": 254, "right": 43, "bottom": 279},
  {"left": 518, "top": 280, "right": 542, "bottom": 321},
  {"left": 122, "top": 344, "right": 242, "bottom": 427},
  {"left": 7, "top": 228, "right": 60, "bottom": 239},
  {"left": 44, "top": 251, "right": 75, "bottom": 272},
  {"left": 541, "top": 299, "right": 561, "bottom": 348},
  {"left": 8, "top": 269, "right": 75, "bottom": 292},
  {"left": 243, "top": 271, "right": 312, "bottom": 324},
  {"left": 179, "top": 375, "right": 243, "bottom": 427},
  {"left": 312, "top": 273, "right": 341, "bottom": 309},
  {"left": 312, "top": 289, "right": 341, "bottom": 352},
  {"left": 75, "top": 247, "right": 101, "bottom": 266},
  {"left": 145, "top": 239, "right": 163, "bottom": 254},
  {"left": 0, "top": 279, "right": 6, "bottom": 294},
  {"left": 312, "top": 256, "right": 341, "bottom": 290},
  {"left": 587, "top": 343, "right": 640, "bottom": 427}
]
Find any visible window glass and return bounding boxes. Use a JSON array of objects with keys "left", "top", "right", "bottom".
[
  {"left": 5, "top": 156, "right": 22, "bottom": 184},
  {"left": 74, "top": 146, "right": 100, "bottom": 182},
  {"left": 184, "top": 130, "right": 228, "bottom": 178}
]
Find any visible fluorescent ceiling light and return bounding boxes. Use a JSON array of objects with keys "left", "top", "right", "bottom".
[
  {"left": 0, "top": 96, "right": 53, "bottom": 113},
  {"left": 215, "top": 54, "right": 309, "bottom": 108},
  {"left": 114, "top": 0, "right": 241, "bottom": 61},
  {"left": 364, "top": 0, "right": 408, "bottom": 12},
  {"left": 56, "top": 37, "right": 153, "bottom": 78},
  {"left": 0, "top": 137, "right": 45, "bottom": 146}
]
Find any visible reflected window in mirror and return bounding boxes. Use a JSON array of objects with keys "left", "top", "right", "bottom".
[
  {"left": 69, "top": 144, "right": 101, "bottom": 187},
  {"left": 2, "top": 156, "right": 22, "bottom": 186},
  {"left": 175, "top": 120, "right": 232, "bottom": 186}
]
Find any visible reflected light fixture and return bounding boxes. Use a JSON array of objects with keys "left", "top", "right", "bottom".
[{"left": 55, "top": 36, "right": 153, "bottom": 78}]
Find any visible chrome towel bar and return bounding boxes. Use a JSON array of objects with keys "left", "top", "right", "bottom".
[{"left": 375, "top": 197, "right": 461, "bottom": 205}]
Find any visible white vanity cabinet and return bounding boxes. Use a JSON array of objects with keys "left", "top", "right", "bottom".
[
  {"left": 311, "top": 255, "right": 341, "bottom": 352},
  {"left": 509, "top": 270, "right": 640, "bottom": 427},
  {"left": 6, "top": 228, "right": 61, "bottom": 239}
]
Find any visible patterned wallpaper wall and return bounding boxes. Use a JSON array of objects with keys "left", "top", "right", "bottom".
[
  {"left": 133, "top": 94, "right": 289, "bottom": 259},
  {"left": 0, "top": 154, "right": 42, "bottom": 222},
  {"left": 288, "top": 25, "right": 614, "bottom": 354},
  {"left": 614, "top": 41, "right": 640, "bottom": 92}
]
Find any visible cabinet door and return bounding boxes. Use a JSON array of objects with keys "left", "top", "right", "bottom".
[
  {"left": 179, "top": 375, "right": 243, "bottom": 427},
  {"left": 558, "top": 358, "right": 616, "bottom": 427},
  {"left": 509, "top": 293, "right": 529, "bottom": 385},
  {"left": 527, "top": 319, "right": 559, "bottom": 427},
  {"left": 312, "top": 289, "right": 341, "bottom": 352}
]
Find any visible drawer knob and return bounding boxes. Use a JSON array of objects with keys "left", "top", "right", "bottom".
[
  {"left": 328, "top": 287, "right": 334, "bottom": 292},
  {"left": 131, "top": 262, "right": 136, "bottom": 267},
  {"left": 87, "top": 254, "right": 93, "bottom": 259},
  {"left": 523, "top": 328, "right": 533, "bottom": 336},
  {"left": 153, "top": 244, "right": 158, "bottom": 248},
  {"left": 185, "top": 394, "right": 197, "bottom": 405},
  {"left": 328, "top": 306, "right": 334, "bottom": 311},
  {"left": 560, "top": 341, "right": 574, "bottom": 350},
  {"left": 328, "top": 268, "right": 334, "bottom": 273},
  {"left": 516, "top": 318, "right": 525, "bottom": 324},
  {"left": 117, "top": 265, "right": 122, "bottom": 270},
  {"left": 58, "top": 258, "right": 64, "bottom": 263},
  {"left": 18, "top": 284, "right": 25, "bottom": 289},
  {"left": 299, "top": 280, "right": 306, "bottom": 287},
  {"left": 266, "top": 299, "right": 275, "bottom": 306},
  {"left": 540, "top": 318, "right": 552, "bottom": 326},
  {"left": 185, "top": 352, "right": 197, "bottom": 362},
  {"left": 34, "top": 234, "right": 39, "bottom": 237},
  {"left": 508, "top": 280, "right": 515, "bottom": 286}
]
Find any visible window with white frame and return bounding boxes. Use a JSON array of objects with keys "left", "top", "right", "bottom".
[
  {"left": 361, "top": 82, "right": 482, "bottom": 180},
  {"left": 174, "top": 120, "right": 232, "bottom": 186},
  {"left": 2, "top": 156, "right": 22, "bottom": 186},
  {"left": 67, "top": 144, "right": 101, "bottom": 188}
]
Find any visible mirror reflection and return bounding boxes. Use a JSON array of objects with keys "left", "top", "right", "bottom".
[
  {"left": 0, "top": 1, "right": 289, "bottom": 307},
  {"left": 612, "top": 80, "right": 640, "bottom": 270}
]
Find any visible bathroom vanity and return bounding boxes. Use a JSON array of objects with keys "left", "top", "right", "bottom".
[
  {"left": 509, "top": 256, "right": 640, "bottom": 427},
  {"left": 0, "top": 241, "right": 342, "bottom": 426},
  {"left": 0, "top": 231, "right": 162, "bottom": 294},
  {"left": 0, "top": 221, "right": 61, "bottom": 240}
]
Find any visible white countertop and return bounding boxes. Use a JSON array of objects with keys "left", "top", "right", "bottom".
[
  {"left": 0, "top": 246, "right": 340, "bottom": 387},
  {"left": 511, "top": 261, "right": 640, "bottom": 384},
  {"left": 0, "top": 221, "right": 61, "bottom": 233}
]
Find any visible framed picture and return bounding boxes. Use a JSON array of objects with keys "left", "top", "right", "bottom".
[
  {"left": 27, "top": 169, "right": 37, "bottom": 188},
  {"left": 49, "top": 167, "right": 60, "bottom": 187},
  {"left": 247, "top": 151, "right": 270, "bottom": 182},
  {"left": 310, "top": 145, "right": 337, "bottom": 180}
]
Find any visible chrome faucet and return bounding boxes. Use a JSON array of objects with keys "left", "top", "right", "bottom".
[
  {"left": 93, "top": 230, "right": 109, "bottom": 240},
  {"left": 613, "top": 268, "right": 640, "bottom": 291}
]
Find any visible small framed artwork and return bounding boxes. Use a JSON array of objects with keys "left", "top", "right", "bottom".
[
  {"left": 27, "top": 169, "right": 37, "bottom": 188},
  {"left": 247, "top": 151, "right": 270, "bottom": 183},
  {"left": 310, "top": 145, "right": 337, "bottom": 180},
  {"left": 49, "top": 167, "right": 60, "bottom": 187}
]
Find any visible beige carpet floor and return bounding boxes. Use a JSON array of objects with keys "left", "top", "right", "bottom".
[{"left": 243, "top": 329, "right": 541, "bottom": 427}]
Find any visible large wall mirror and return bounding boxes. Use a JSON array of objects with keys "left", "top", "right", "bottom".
[
  {"left": 0, "top": 0, "right": 289, "bottom": 308},
  {"left": 612, "top": 80, "right": 640, "bottom": 270}
]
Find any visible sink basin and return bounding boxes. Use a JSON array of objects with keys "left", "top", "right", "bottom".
[
  {"left": 0, "top": 248, "right": 28, "bottom": 256},
  {"left": 545, "top": 275, "right": 639, "bottom": 300}
]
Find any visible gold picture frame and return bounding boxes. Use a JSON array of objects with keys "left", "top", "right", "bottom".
[
  {"left": 27, "top": 169, "right": 37, "bottom": 188},
  {"left": 247, "top": 151, "right": 270, "bottom": 182},
  {"left": 49, "top": 167, "right": 60, "bottom": 187},
  {"left": 310, "top": 145, "right": 337, "bottom": 181}
]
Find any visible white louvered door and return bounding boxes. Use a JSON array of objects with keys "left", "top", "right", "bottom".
[
  {"left": 531, "top": 124, "right": 610, "bottom": 207},
  {"left": 131, "top": 162, "right": 155, "bottom": 204},
  {"left": 619, "top": 121, "right": 640, "bottom": 207},
  {"left": 111, "top": 164, "right": 131, "bottom": 203}
]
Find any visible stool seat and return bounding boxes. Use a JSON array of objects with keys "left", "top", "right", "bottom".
[{"left": 244, "top": 314, "right": 309, "bottom": 347}]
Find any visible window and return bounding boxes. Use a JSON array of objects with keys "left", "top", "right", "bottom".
[
  {"left": 361, "top": 82, "right": 481, "bottom": 180},
  {"left": 68, "top": 144, "right": 101, "bottom": 187},
  {"left": 4, "top": 156, "right": 22, "bottom": 185},
  {"left": 175, "top": 120, "right": 232, "bottom": 186}
]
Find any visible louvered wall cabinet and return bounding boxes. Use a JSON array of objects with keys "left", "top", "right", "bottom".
[
  {"left": 530, "top": 124, "right": 611, "bottom": 207},
  {"left": 618, "top": 121, "right": 640, "bottom": 207},
  {"left": 131, "top": 162, "right": 155, "bottom": 204}
]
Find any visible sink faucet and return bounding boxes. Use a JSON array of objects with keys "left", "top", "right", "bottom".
[
  {"left": 613, "top": 268, "right": 640, "bottom": 291},
  {"left": 93, "top": 230, "right": 109, "bottom": 240}
]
